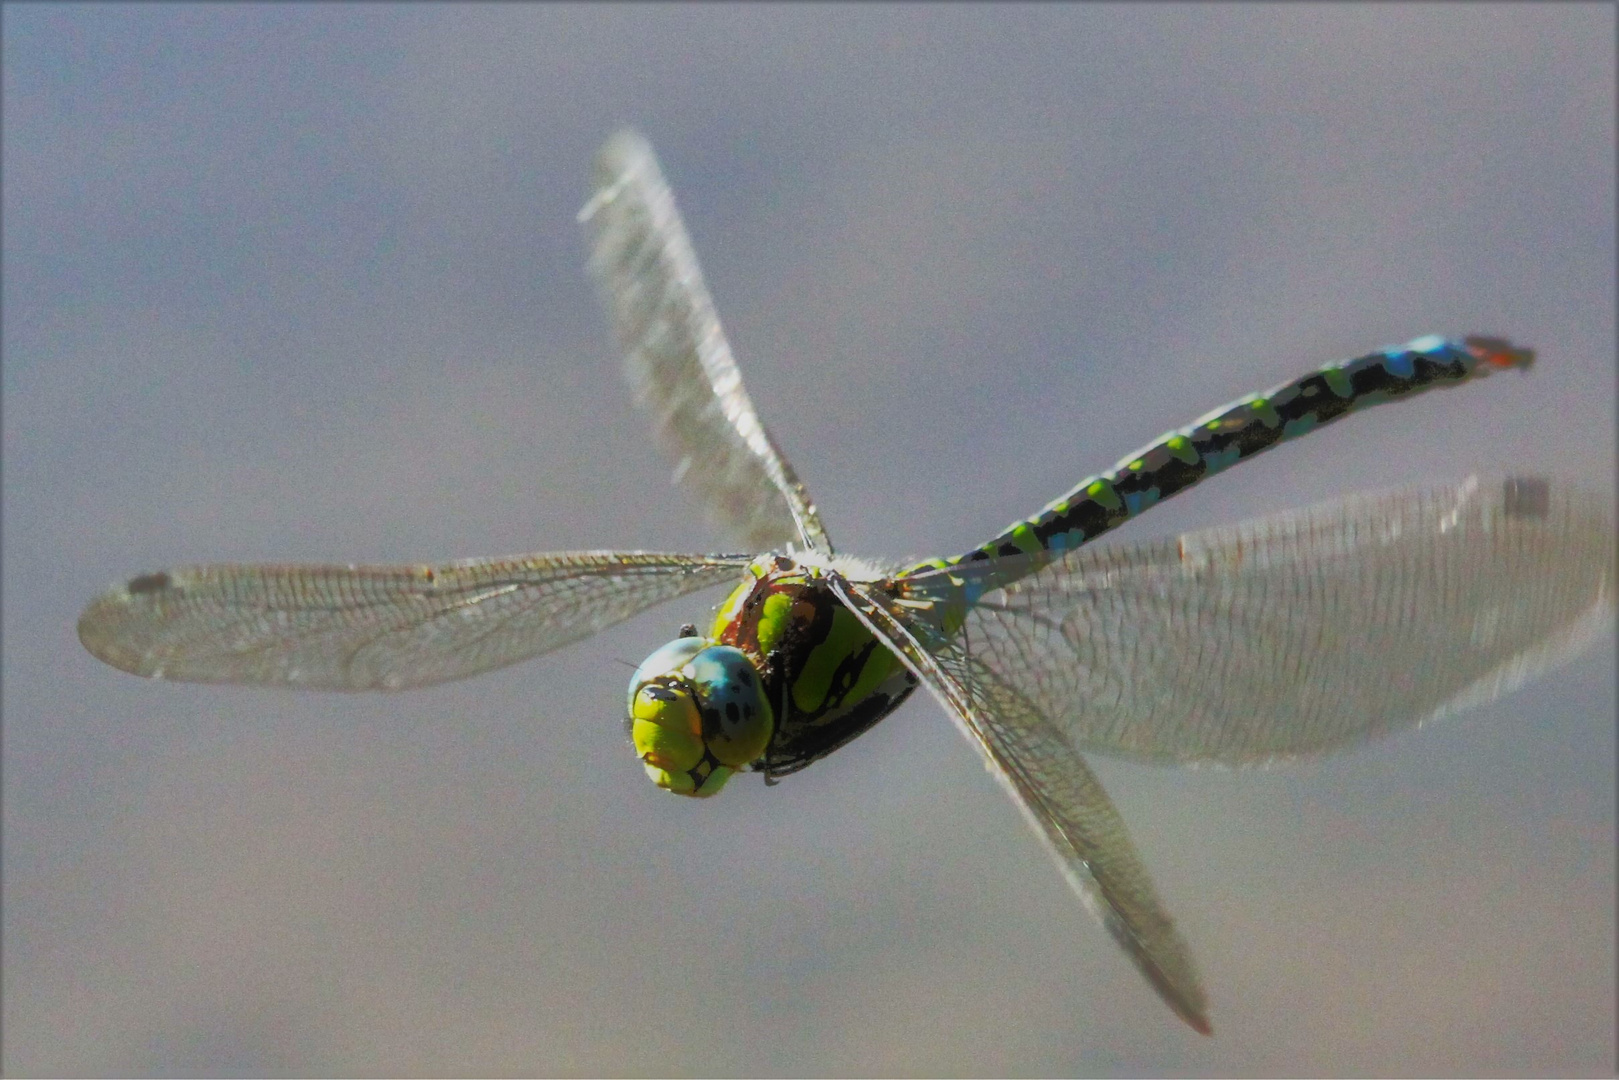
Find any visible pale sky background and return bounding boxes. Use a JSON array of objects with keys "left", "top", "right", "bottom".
[{"left": 4, "top": 4, "right": 1615, "bottom": 1076}]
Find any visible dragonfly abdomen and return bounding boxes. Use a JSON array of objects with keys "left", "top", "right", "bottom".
[{"left": 936, "top": 336, "right": 1533, "bottom": 574}]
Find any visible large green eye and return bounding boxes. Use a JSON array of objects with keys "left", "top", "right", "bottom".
[
  {"left": 626, "top": 639, "right": 773, "bottom": 797},
  {"left": 629, "top": 677, "right": 717, "bottom": 795}
]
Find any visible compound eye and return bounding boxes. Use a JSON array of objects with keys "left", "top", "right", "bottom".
[
  {"left": 625, "top": 638, "right": 770, "bottom": 797},
  {"left": 629, "top": 678, "right": 704, "bottom": 781},
  {"left": 626, "top": 635, "right": 706, "bottom": 714},
  {"left": 687, "top": 646, "right": 774, "bottom": 769}
]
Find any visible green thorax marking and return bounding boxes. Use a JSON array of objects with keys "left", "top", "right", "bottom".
[{"left": 712, "top": 555, "right": 917, "bottom": 777}]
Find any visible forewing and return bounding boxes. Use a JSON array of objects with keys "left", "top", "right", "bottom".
[
  {"left": 579, "top": 130, "right": 830, "bottom": 554},
  {"left": 827, "top": 577, "right": 1212, "bottom": 1035},
  {"left": 79, "top": 552, "right": 751, "bottom": 691},
  {"left": 899, "top": 476, "right": 1615, "bottom": 764}
]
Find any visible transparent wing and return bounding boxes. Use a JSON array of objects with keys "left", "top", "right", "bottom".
[
  {"left": 827, "top": 577, "right": 1212, "bottom": 1035},
  {"left": 579, "top": 129, "right": 831, "bottom": 555},
  {"left": 78, "top": 552, "right": 752, "bottom": 691},
  {"left": 898, "top": 476, "right": 1615, "bottom": 764}
]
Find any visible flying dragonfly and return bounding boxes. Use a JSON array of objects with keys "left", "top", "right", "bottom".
[{"left": 78, "top": 130, "right": 1615, "bottom": 1036}]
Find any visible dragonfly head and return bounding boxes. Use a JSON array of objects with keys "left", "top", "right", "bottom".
[{"left": 626, "top": 635, "right": 773, "bottom": 797}]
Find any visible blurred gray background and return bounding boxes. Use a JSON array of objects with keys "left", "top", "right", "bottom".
[{"left": 4, "top": 5, "right": 1614, "bottom": 1075}]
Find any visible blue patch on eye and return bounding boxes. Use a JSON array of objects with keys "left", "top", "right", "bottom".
[
  {"left": 689, "top": 646, "right": 763, "bottom": 731},
  {"left": 1382, "top": 350, "right": 1415, "bottom": 378}
]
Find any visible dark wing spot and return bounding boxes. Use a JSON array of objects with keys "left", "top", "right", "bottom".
[
  {"left": 1503, "top": 476, "right": 1550, "bottom": 519},
  {"left": 126, "top": 572, "right": 172, "bottom": 595},
  {"left": 725, "top": 702, "right": 740, "bottom": 725}
]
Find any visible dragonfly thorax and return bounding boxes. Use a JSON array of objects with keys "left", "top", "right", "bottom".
[{"left": 708, "top": 553, "right": 919, "bottom": 779}]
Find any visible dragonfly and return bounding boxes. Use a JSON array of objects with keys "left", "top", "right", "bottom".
[{"left": 78, "top": 130, "right": 1615, "bottom": 1036}]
